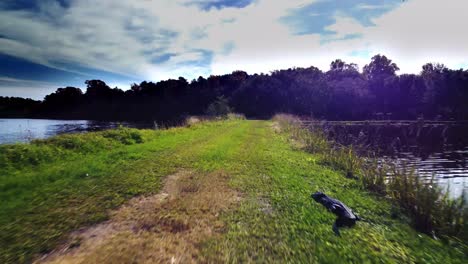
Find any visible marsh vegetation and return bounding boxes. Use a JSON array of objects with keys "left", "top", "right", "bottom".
[
  {"left": 275, "top": 114, "right": 467, "bottom": 241},
  {"left": 302, "top": 120, "right": 468, "bottom": 198}
]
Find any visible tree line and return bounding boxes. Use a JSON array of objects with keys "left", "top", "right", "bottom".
[{"left": 1, "top": 54, "right": 467, "bottom": 122}]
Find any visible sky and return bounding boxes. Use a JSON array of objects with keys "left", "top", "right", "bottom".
[{"left": 0, "top": 0, "right": 467, "bottom": 99}]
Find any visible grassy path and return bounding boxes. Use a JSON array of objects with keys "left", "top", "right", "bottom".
[
  {"left": 202, "top": 121, "right": 467, "bottom": 263},
  {"left": 0, "top": 120, "right": 466, "bottom": 263},
  {"left": 1, "top": 121, "right": 248, "bottom": 263}
]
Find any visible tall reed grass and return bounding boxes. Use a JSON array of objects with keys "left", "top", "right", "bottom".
[{"left": 273, "top": 114, "right": 467, "bottom": 241}]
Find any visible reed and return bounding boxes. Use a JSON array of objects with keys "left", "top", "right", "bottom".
[{"left": 273, "top": 114, "right": 467, "bottom": 240}]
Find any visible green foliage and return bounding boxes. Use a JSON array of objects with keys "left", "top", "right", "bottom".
[
  {"left": 0, "top": 128, "right": 149, "bottom": 174},
  {"left": 4, "top": 54, "right": 468, "bottom": 121},
  {"left": 101, "top": 127, "right": 145, "bottom": 144},
  {"left": 363, "top": 54, "right": 400, "bottom": 80}
]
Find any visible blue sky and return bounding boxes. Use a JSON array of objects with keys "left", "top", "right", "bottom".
[{"left": 0, "top": 0, "right": 467, "bottom": 99}]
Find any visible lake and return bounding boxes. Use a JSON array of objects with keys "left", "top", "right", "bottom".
[
  {"left": 302, "top": 120, "right": 468, "bottom": 198},
  {"left": 0, "top": 118, "right": 151, "bottom": 144}
]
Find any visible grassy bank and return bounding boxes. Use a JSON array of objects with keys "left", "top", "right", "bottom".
[
  {"left": 1, "top": 119, "right": 466, "bottom": 263},
  {"left": 1, "top": 121, "right": 243, "bottom": 262},
  {"left": 273, "top": 114, "right": 467, "bottom": 241}
]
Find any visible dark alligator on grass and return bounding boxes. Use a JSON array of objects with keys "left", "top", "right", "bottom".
[{"left": 311, "top": 192, "right": 360, "bottom": 236}]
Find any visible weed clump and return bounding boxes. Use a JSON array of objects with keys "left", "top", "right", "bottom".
[
  {"left": 0, "top": 127, "right": 148, "bottom": 173},
  {"left": 102, "top": 127, "right": 145, "bottom": 145}
]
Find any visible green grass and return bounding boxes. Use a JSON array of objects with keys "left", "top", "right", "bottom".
[
  {"left": 201, "top": 120, "right": 467, "bottom": 263},
  {"left": 0, "top": 121, "right": 242, "bottom": 263},
  {"left": 1, "top": 120, "right": 466, "bottom": 263}
]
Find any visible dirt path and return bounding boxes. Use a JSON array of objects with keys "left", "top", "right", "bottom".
[{"left": 36, "top": 170, "right": 240, "bottom": 264}]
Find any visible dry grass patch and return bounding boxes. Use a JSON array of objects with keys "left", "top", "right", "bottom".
[
  {"left": 36, "top": 170, "right": 240, "bottom": 264},
  {"left": 271, "top": 121, "right": 282, "bottom": 133}
]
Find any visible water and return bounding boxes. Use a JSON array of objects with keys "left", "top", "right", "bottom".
[
  {"left": 302, "top": 121, "right": 468, "bottom": 198},
  {"left": 0, "top": 118, "right": 150, "bottom": 144}
]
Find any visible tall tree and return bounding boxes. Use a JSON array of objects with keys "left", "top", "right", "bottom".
[
  {"left": 363, "top": 54, "right": 400, "bottom": 115},
  {"left": 363, "top": 54, "right": 399, "bottom": 80}
]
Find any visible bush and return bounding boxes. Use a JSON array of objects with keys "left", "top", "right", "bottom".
[
  {"left": 0, "top": 128, "right": 148, "bottom": 173},
  {"left": 0, "top": 144, "right": 56, "bottom": 171},
  {"left": 206, "top": 96, "right": 232, "bottom": 117},
  {"left": 34, "top": 133, "right": 108, "bottom": 152},
  {"left": 102, "top": 128, "right": 145, "bottom": 145}
]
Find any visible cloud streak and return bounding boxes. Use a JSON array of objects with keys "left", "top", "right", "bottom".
[{"left": 0, "top": 76, "right": 59, "bottom": 99}]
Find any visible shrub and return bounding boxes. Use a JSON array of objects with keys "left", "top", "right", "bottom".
[
  {"left": 102, "top": 128, "right": 145, "bottom": 145},
  {"left": 0, "top": 144, "right": 57, "bottom": 172},
  {"left": 206, "top": 96, "right": 232, "bottom": 117},
  {"left": 0, "top": 128, "right": 148, "bottom": 172}
]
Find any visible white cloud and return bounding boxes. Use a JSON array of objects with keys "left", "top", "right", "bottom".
[
  {"left": 325, "top": 16, "right": 366, "bottom": 39},
  {"left": 362, "top": 0, "right": 468, "bottom": 72},
  {"left": 320, "top": 0, "right": 468, "bottom": 73},
  {"left": 356, "top": 4, "right": 391, "bottom": 10},
  {"left": 0, "top": 77, "right": 54, "bottom": 86},
  {"left": 0, "top": 0, "right": 326, "bottom": 81}
]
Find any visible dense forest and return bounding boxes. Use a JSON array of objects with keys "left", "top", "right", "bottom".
[{"left": 1, "top": 54, "right": 467, "bottom": 122}]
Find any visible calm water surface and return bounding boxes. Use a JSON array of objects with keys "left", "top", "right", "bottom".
[
  {"left": 0, "top": 118, "right": 150, "bottom": 144},
  {"left": 303, "top": 121, "right": 468, "bottom": 198}
]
